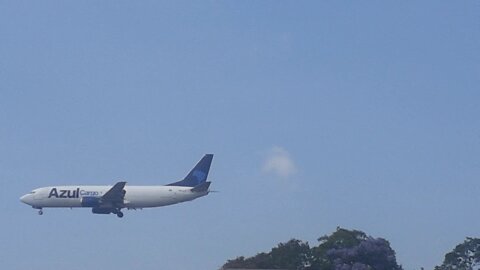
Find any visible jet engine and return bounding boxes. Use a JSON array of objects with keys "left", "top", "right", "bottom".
[
  {"left": 81, "top": 196, "right": 101, "bottom": 207},
  {"left": 91, "top": 207, "right": 112, "bottom": 214}
]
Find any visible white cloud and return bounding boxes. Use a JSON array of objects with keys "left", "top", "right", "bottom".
[{"left": 262, "top": 146, "right": 297, "bottom": 178}]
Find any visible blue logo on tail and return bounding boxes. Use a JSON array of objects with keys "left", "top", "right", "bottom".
[{"left": 192, "top": 170, "right": 207, "bottom": 184}]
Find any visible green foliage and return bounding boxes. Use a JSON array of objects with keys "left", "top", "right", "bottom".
[
  {"left": 222, "top": 239, "right": 311, "bottom": 270},
  {"left": 435, "top": 237, "right": 480, "bottom": 270},
  {"left": 308, "top": 228, "right": 364, "bottom": 270}
]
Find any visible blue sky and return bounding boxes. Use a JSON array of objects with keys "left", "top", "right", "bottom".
[{"left": 1, "top": 1, "right": 479, "bottom": 269}]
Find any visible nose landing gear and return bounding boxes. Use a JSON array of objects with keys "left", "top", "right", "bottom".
[{"left": 33, "top": 207, "right": 43, "bottom": 215}]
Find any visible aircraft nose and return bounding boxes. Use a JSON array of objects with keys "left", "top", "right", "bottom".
[{"left": 20, "top": 194, "right": 31, "bottom": 204}]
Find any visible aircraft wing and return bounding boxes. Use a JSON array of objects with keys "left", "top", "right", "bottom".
[{"left": 102, "top": 181, "right": 127, "bottom": 204}]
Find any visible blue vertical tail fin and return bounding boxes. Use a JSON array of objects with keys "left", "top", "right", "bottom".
[{"left": 167, "top": 154, "right": 213, "bottom": 187}]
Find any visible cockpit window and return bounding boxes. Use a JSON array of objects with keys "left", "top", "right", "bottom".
[{"left": 29, "top": 191, "right": 36, "bottom": 194}]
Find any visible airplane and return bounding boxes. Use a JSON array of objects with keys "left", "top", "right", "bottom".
[{"left": 20, "top": 154, "right": 214, "bottom": 218}]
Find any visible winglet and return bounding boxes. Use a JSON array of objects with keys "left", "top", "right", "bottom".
[{"left": 167, "top": 154, "right": 214, "bottom": 187}]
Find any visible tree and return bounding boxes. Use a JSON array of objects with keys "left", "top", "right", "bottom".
[
  {"left": 310, "top": 228, "right": 402, "bottom": 270},
  {"left": 222, "top": 228, "right": 402, "bottom": 270},
  {"left": 269, "top": 239, "right": 312, "bottom": 270},
  {"left": 435, "top": 238, "right": 480, "bottom": 270},
  {"left": 222, "top": 239, "right": 311, "bottom": 270}
]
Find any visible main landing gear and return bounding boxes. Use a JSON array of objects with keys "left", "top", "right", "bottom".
[{"left": 113, "top": 208, "right": 124, "bottom": 218}]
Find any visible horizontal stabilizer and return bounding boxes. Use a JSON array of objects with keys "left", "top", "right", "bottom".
[{"left": 191, "top": 181, "right": 211, "bottom": 192}]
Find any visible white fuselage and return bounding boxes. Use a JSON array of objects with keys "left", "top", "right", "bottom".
[{"left": 21, "top": 185, "right": 208, "bottom": 209}]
